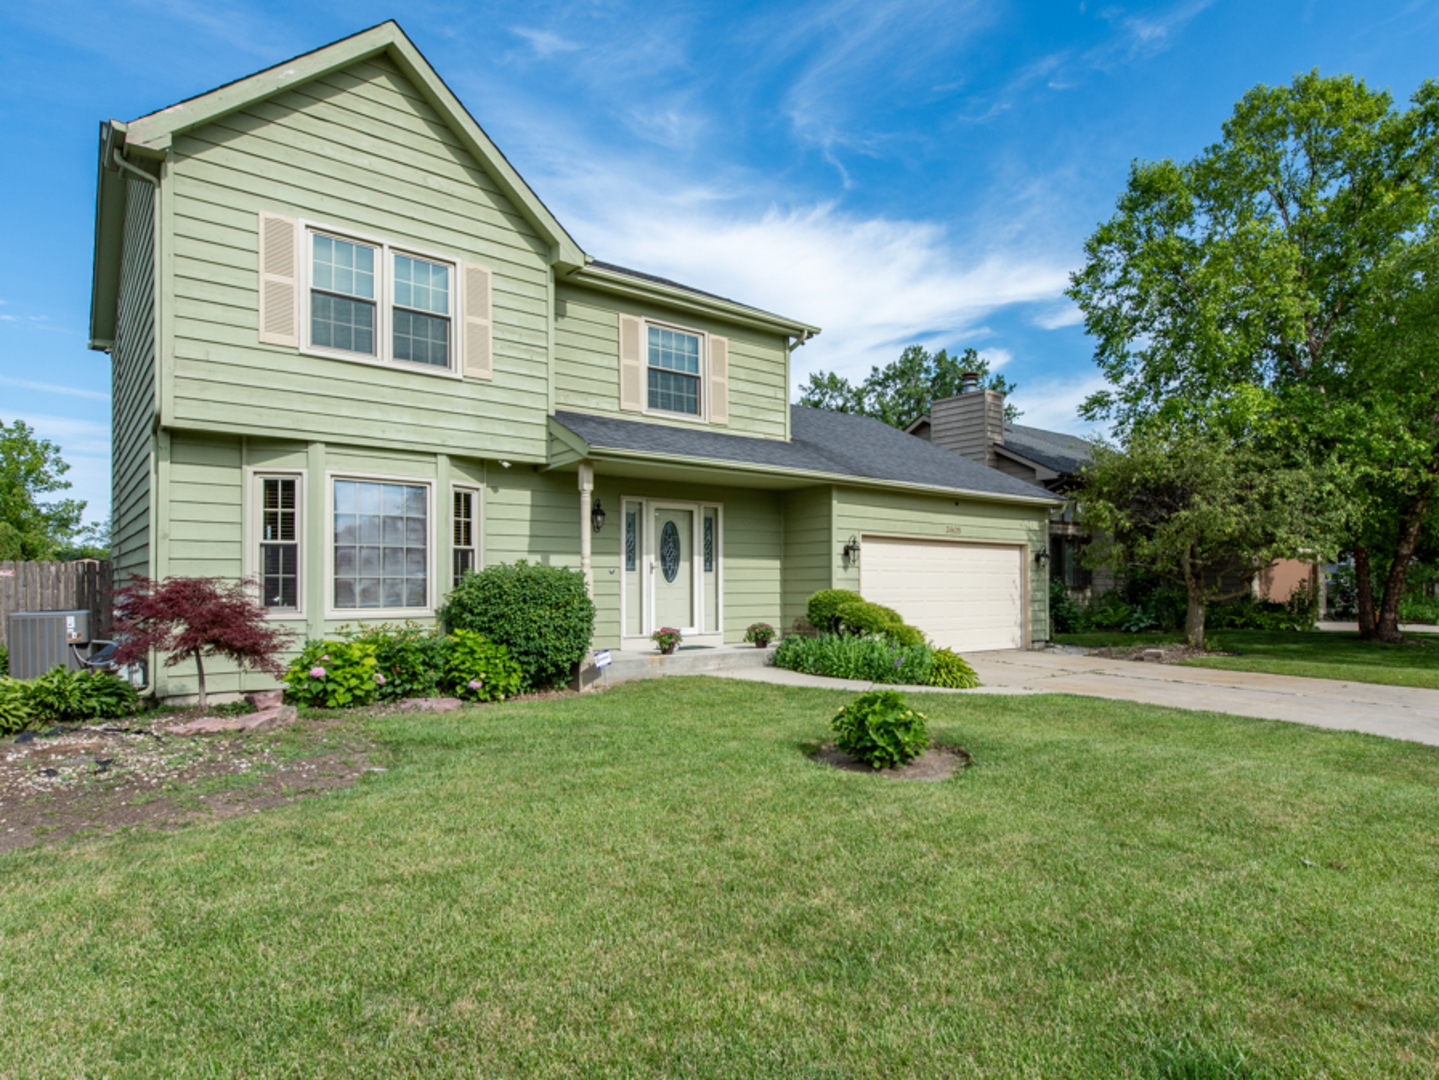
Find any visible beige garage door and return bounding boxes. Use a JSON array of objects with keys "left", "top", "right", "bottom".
[{"left": 862, "top": 537, "right": 1025, "bottom": 652}]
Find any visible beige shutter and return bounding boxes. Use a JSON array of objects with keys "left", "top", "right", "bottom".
[
  {"left": 257, "top": 212, "right": 299, "bottom": 347},
  {"left": 708, "top": 335, "right": 729, "bottom": 425},
  {"left": 618, "top": 314, "right": 643, "bottom": 411},
  {"left": 462, "top": 262, "right": 493, "bottom": 380}
]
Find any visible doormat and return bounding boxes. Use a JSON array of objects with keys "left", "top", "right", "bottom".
[{"left": 677, "top": 645, "right": 714, "bottom": 650}]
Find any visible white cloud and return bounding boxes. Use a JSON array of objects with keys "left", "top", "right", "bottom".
[
  {"left": 1007, "top": 373, "right": 1111, "bottom": 435},
  {"left": 977, "top": 347, "right": 1013, "bottom": 370},
  {"left": 0, "top": 376, "right": 110, "bottom": 401},
  {"left": 511, "top": 27, "right": 581, "bottom": 59},
  {"left": 1034, "top": 303, "right": 1085, "bottom": 329}
]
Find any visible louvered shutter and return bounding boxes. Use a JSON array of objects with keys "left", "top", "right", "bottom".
[
  {"left": 618, "top": 314, "right": 643, "bottom": 411},
  {"left": 257, "top": 212, "right": 299, "bottom": 347},
  {"left": 708, "top": 335, "right": 729, "bottom": 425},
  {"left": 461, "top": 263, "right": 493, "bottom": 379}
]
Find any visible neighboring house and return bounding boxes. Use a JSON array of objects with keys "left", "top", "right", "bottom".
[
  {"left": 88, "top": 22, "right": 1058, "bottom": 701},
  {"left": 907, "top": 377, "right": 1099, "bottom": 597}
]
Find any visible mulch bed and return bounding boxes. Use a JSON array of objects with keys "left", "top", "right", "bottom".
[
  {"left": 813, "top": 743, "right": 970, "bottom": 782},
  {"left": 0, "top": 711, "right": 373, "bottom": 854},
  {"left": 1090, "top": 644, "right": 1235, "bottom": 664}
]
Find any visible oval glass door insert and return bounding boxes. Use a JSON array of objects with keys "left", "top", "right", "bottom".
[{"left": 660, "top": 520, "right": 681, "bottom": 583}]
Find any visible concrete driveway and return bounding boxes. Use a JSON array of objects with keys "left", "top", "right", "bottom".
[{"left": 717, "top": 649, "right": 1439, "bottom": 748}]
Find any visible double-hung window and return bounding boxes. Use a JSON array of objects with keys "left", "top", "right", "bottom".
[
  {"left": 256, "top": 475, "right": 302, "bottom": 612},
  {"left": 647, "top": 326, "right": 702, "bottom": 416},
  {"left": 306, "top": 229, "right": 456, "bottom": 373},
  {"left": 332, "top": 479, "right": 430, "bottom": 611}
]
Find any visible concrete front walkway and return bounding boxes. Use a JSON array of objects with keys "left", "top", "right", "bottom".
[{"left": 714, "top": 649, "right": 1439, "bottom": 748}]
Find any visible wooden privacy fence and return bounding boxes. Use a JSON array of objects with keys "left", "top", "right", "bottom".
[{"left": 0, "top": 560, "right": 113, "bottom": 648}]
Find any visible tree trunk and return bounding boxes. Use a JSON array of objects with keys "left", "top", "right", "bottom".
[
  {"left": 1374, "top": 491, "right": 1431, "bottom": 644},
  {"left": 1185, "top": 579, "right": 1207, "bottom": 650},
  {"left": 194, "top": 650, "right": 208, "bottom": 713},
  {"left": 1354, "top": 546, "right": 1376, "bottom": 639}
]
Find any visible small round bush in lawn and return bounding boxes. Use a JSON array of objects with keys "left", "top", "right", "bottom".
[
  {"left": 832, "top": 690, "right": 929, "bottom": 769},
  {"left": 444, "top": 629, "right": 523, "bottom": 702},
  {"left": 928, "top": 648, "right": 980, "bottom": 689},
  {"left": 439, "top": 561, "right": 596, "bottom": 691},
  {"left": 283, "top": 640, "right": 381, "bottom": 709}
]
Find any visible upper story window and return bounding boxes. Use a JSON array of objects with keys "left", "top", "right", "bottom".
[
  {"left": 304, "top": 228, "right": 457, "bottom": 373},
  {"left": 647, "top": 326, "right": 702, "bottom": 416}
]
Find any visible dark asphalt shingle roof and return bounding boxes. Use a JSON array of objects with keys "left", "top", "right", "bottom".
[
  {"left": 1001, "top": 423, "right": 1094, "bottom": 475},
  {"left": 553, "top": 407, "right": 1057, "bottom": 502}
]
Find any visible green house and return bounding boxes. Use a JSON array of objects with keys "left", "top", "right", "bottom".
[{"left": 88, "top": 21, "right": 1057, "bottom": 701}]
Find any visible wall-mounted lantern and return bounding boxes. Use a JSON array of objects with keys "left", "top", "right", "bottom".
[
  {"left": 591, "top": 498, "right": 607, "bottom": 533},
  {"left": 842, "top": 534, "right": 861, "bottom": 566},
  {"left": 1035, "top": 547, "right": 1051, "bottom": 569}
]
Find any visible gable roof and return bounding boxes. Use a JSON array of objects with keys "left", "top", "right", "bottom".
[
  {"left": 552, "top": 407, "right": 1059, "bottom": 505},
  {"left": 1001, "top": 423, "right": 1094, "bottom": 475}
]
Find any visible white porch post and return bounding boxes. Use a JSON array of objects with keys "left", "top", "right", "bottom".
[{"left": 578, "top": 460, "right": 594, "bottom": 599}]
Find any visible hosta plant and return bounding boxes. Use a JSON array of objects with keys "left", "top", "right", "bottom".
[
  {"left": 928, "top": 648, "right": 980, "bottom": 689},
  {"left": 21, "top": 668, "right": 138, "bottom": 725},
  {"left": 831, "top": 690, "right": 929, "bottom": 769}
]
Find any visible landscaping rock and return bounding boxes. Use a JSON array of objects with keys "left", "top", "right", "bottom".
[
  {"left": 393, "top": 697, "right": 464, "bottom": 714},
  {"left": 245, "top": 689, "right": 285, "bottom": 710},
  {"left": 166, "top": 705, "right": 298, "bottom": 736}
]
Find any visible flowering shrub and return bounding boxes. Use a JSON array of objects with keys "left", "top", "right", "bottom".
[
  {"left": 773, "top": 634, "right": 932, "bottom": 684},
  {"left": 283, "top": 640, "right": 381, "bottom": 709},
  {"left": 340, "top": 622, "right": 451, "bottom": 702},
  {"left": 744, "top": 622, "right": 776, "bottom": 647},
  {"left": 832, "top": 690, "right": 929, "bottom": 769},
  {"left": 651, "top": 627, "right": 683, "bottom": 652},
  {"left": 443, "top": 629, "right": 522, "bottom": 702}
]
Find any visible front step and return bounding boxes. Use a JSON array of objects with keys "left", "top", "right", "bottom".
[{"left": 594, "top": 643, "right": 777, "bottom": 687}]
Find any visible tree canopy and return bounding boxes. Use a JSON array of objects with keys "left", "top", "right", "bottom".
[
  {"left": 0, "top": 419, "right": 86, "bottom": 561},
  {"left": 1068, "top": 70, "right": 1439, "bottom": 641},
  {"left": 797, "top": 345, "right": 1018, "bottom": 430}
]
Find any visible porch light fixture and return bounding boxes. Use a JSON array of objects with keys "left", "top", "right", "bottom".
[
  {"left": 1035, "top": 548, "right": 1052, "bottom": 569},
  {"left": 591, "top": 499, "right": 607, "bottom": 533},
  {"left": 842, "top": 535, "right": 861, "bottom": 566}
]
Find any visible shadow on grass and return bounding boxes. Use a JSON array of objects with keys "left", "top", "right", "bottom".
[{"left": 1148, "top": 1034, "right": 1271, "bottom": 1080}]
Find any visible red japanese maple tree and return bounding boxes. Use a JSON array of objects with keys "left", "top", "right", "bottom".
[{"left": 111, "top": 576, "right": 293, "bottom": 711}]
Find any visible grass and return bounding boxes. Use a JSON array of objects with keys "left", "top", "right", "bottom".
[
  {"left": 1055, "top": 629, "right": 1439, "bottom": 689},
  {"left": 3, "top": 677, "right": 1439, "bottom": 1078}
]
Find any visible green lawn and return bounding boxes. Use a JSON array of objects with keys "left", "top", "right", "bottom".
[
  {"left": 4, "top": 678, "right": 1439, "bottom": 1078},
  {"left": 1055, "top": 629, "right": 1439, "bottom": 689}
]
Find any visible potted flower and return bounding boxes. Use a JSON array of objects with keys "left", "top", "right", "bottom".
[
  {"left": 651, "top": 627, "right": 683, "bottom": 655},
  {"left": 744, "top": 622, "right": 776, "bottom": 648}
]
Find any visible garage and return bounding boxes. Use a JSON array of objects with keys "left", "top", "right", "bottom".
[{"left": 861, "top": 537, "right": 1026, "bottom": 652}]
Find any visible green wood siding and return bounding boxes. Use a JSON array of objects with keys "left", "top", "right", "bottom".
[
  {"left": 782, "top": 486, "right": 834, "bottom": 632},
  {"left": 554, "top": 283, "right": 790, "bottom": 440},
  {"left": 165, "top": 55, "right": 552, "bottom": 462},
  {"left": 111, "top": 179, "right": 156, "bottom": 586},
  {"left": 831, "top": 487, "right": 1051, "bottom": 641}
]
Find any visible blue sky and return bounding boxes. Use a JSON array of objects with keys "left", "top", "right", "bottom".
[{"left": 3, "top": 1, "right": 1438, "bottom": 527}]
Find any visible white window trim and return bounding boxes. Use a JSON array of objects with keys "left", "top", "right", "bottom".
[
  {"left": 323, "top": 470, "right": 439, "bottom": 621},
  {"left": 243, "top": 467, "right": 306, "bottom": 621},
  {"left": 450, "top": 482, "right": 483, "bottom": 588},
  {"left": 298, "top": 219, "right": 463, "bottom": 381},
  {"left": 618, "top": 496, "right": 723, "bottom": 644},
  {"left": 640, "top": 318, "right": 709, "bottom": 422}
]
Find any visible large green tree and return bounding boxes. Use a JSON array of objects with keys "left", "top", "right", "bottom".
[
  {"left": 1079, "top": 397, "right": 1333, "bottom": 648},
  {"left": 1068, "top": 70, "right": 1439, "bottom": 642},
  {"left": 797, "top": 345, "right": 1017, "bottom": 430},
  {"left": 0, "top": 419, "right": 86, "bottom": 560}
]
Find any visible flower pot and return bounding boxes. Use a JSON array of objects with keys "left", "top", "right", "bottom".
[
  {"left": 661, "top": 644, "right": 677, "bottom": 655},
  {"left": 754, "top": 639, "right": 772, "bottom": 649}
]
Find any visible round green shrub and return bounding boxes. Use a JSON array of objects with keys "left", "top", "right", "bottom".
[
  {"left": 439, "top": 561, "right": 596, "bottom": 691},
  {"left": 928, "top": 648, "right": 979, "bottom": 689},
  {"left": 283, "top": 640, "right": 381, "bottom": 709},
  {"left": 22, "top": 668, "right": 138, "bottom": 724},
  {"left": 0, "top": 677, "right": 35, "bottom": 735},
  {"left": 806, "top": 589, "right": 863, "bottom": 633},
  {"left": 832, "top": 689, "right": 929, "bottom": 768},
  {"left": 443, "top": 629, "right": 523, "bottom": 702}
]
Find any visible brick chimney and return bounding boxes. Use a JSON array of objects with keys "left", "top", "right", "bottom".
[{"left": 929, "top": 374, "right": 1004, "bottom": 468}]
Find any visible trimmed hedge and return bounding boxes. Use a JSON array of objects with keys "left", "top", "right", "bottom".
[
  {"left": 773, "top": 633, "right": 933, "bottom": 684},
  {"left": 439, "top": 561, "right": 596, "bottom": 691}
]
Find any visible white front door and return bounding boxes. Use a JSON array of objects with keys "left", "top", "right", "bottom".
[{"left": 621, "top": 499, "right": 722, "bottom": 641}]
